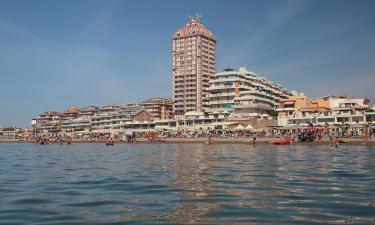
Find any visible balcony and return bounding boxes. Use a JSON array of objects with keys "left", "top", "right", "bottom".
[
  {"left": 210, "top": 85, "right": 235, "bottom": 90},
  {"left": 209, "top": 92, "right": 235, "bottom": 97},
  {"left": 276, "top": 107, "right": 295, "bottom": 111}
]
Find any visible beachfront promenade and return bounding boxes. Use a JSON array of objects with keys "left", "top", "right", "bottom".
[{"left": 1, "top": 137, "right": 374, "bottom": 145}]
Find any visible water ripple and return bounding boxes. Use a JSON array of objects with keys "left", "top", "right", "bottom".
[{"left": 0, "top": 143, "right": 374, "bottom": 224}]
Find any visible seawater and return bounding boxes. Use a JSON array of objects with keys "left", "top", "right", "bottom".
[{"left": 0, "top": 143, "right": 374, "bottom": 225}]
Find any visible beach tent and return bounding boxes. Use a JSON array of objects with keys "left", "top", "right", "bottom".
[
  {"left": 244, "top": 124, "right": 254, "bottom": 130},
  {"left": 234, "top": 124, "right": 245, "bottom": 130}
]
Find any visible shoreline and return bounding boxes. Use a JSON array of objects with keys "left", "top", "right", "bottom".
[{"left": 1, "top": 138, "right": 374, "bottom": 145}]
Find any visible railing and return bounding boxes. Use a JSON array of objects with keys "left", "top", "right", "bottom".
[{"left": 209, "top": 92, "right": 235, "bottom": 97}]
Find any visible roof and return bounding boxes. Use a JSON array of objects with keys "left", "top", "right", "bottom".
[
  {"left": 173, "top": 18, "right": 215, "bottom": 40},
  {"left": 80, "top": 106, "right": 99, "bottom": 111},
  {"left": 142, "top": 97, "right": 173, "bottom": 104},
  {"left": 64, "top": 107, "right": 80, "bottom": 113},
  {"left": 40, "top": 111, "right": 61, "bottom": 116}
]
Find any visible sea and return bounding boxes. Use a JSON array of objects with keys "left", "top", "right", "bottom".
[{"left": 0, "top": 143, "right": 374, "bottom": 225}]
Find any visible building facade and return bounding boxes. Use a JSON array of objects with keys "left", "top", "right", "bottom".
[
  {"left": 208, "top": 67, "right": 293, "bottom": 118},
  {"left": 141, "top": 98, "right": 173, "bottom": 120},
  {"left": 61, "top": 117, "right": 92, "bottom": 132},
  {"left": 277, "top": 96, "right": 370, "bottom": 127},
  {"left": 61, "top": 107, "right": 80, "bottom": 121},
  {"left": 91, "top": 105, "right": 152, "bottom": 133},
  {"left": 79, "top": 106, "right": 99, "bottom": 117},
  {"left": 172, "top": 16, "right": 216, "bottom": 116},
  {"left": 36, "top": 111, "right": 62, "bottom": 133}
]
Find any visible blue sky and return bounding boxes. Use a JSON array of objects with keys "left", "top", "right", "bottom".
[{"left": 1, "top": 0, "right": 375, "bottom": 127}]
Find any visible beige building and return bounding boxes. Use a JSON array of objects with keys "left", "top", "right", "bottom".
[
  {"left": 36, "top": 111, "right": 62, "bottom": 133},
  {"left": 172, "top": 15, "right": 216, "bottom": 116},
  {"left": 277, "top": 96, "right": 370, "bottom": 127},
  {"left": 91, "top": 105, "right": 152, "bottom": 134},
  {"left": 61, "top": 107, "right": 80, "bottom": 121},
  {"left": 141, "top": 98, "right": 173, "bottom": 120},
  {"left": 79, "top": 106, "right": 99, "bottom": 117}
]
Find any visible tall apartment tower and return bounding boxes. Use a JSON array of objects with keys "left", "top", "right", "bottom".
[{"left": 172, "top": 15, "right": 216, "bottom": 116}]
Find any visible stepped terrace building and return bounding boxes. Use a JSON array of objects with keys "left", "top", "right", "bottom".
[
  {"left": 61, "top": 107, "right": 80, "bottom": 121},
  {"left": 172, "top": 15, "right": 216, "bottom": 116},
  {"left": 79, "top": 106, "right": 99, "bottom": 117},
  {"left": 141, "top": 98, "right": 173, "bottom": 120},
  {"left": 208, "top": 67, "right": 293, "bottom": 118},
  {"left": 99, "top": 104, "right": 122, "bottom": 114},
  {"left": 91, "top": 105, "right": 152, "bottom": 134},
  {"left": 277, "top": 95, "right": 371, "bottom": 128},
  {"left": 61, "top": 117, "right": 92, "bottom": 133},
  {"left": 36, "top": 111, "right": 62, "bottom": 133}
]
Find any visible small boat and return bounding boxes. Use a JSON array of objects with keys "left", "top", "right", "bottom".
[
  {"left": 338, "top": 140, "right": 349, "bottom": 144},
  {"left": 271, "top": 140, "right": 291, "bottom": 145},
  {"left": 271, "top": 137, "right": 292, "bottom": 145}
]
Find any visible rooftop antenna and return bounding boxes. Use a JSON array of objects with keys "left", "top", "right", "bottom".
[
  {"left": 194, "top": 13, "right": 202, "bottom": 22},
  {"left": 188, "top": 13, "right": 202, "bottom": 23}
]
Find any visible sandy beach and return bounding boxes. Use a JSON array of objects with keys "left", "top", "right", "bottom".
[{"left": 1, "top": 137, "right": 374, "bottom": 145}]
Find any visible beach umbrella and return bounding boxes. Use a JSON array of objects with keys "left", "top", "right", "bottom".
[
  {"left": 234, "top": 124, "right": 245, "bottom": 130},
  {"left": 244, "top": 124, "right": 254, "bottom": 130}
]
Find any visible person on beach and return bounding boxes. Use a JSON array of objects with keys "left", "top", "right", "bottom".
[
  {"left": 363, "top": 129, "right": 369, "bottom": 145},
  {"left": 252, "top": 137, "right": 256, "bottom": 145},
  {"left": 66, "top": 136, "right": 72, "bottom": 145},
  {"left": 59, "top": 136, "right": 63, "bottom": 145},
  {"left": 121, "top": 134, "right": 127, "bottom": 143},
  {"left": 208, "top": 134, "right": 213, "bottom": 145},
  {"left": 330, "top": 135, "right": 335, "bottom": 146},
  {"left": 317, "top": 132, "right": 322, "bottom": 141},
  {"left": 334, "top": 136, "right": 339, "bottom": 148}
]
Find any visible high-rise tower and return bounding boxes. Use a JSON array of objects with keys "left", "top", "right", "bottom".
[{"left": 172, "top": 15, "right": 216, "bottom": 116}]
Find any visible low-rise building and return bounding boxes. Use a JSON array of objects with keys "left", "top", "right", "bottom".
[
  {"left": 79, "top": 106, "right": 99, "bottom": 117},
  {"left": 61, "top": 107, "right": 80, "bottom": 121},
  {"left": 61, "top": 117, "right": 92, "bottom": 132},
  {"left": 98, "top": 104, "right": 122, "bottom": 114},
  {"left": 141, "top": 98, "right": 173, "bottom": 120},
  {"left": 36, "top": 111, "right": 62, "bottom": 133},
  {"left": 91, "top": 105, "right": 152, "bottom": 134},
  {"left": 277, "top": 96, "right": 370, "bottom": 127}
]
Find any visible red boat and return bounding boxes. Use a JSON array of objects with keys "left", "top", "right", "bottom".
[{"left": 270, "top": 137, "right": 293, "bottom": 145}]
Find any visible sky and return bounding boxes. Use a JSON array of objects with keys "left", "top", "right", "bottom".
[{"left": 1, "top": 0, "right": 375, "bottom": 127}]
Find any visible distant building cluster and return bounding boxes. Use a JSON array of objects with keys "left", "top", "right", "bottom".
[
  {"left": 277, "top": 96, "right": 375, "bottom": 128},
  {"left": 33, "top": 98, "right": 173, "bottom": 134},
  {"left": 1, "top": 16, "right": 374, "bottom": 139}
]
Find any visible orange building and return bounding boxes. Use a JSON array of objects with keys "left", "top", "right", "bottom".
[
  {"left": 172, "top": 15, "right": 216, "bottom": 115},
  {"left": 277, "top": 95, "right": 370, "bottom": 127}
]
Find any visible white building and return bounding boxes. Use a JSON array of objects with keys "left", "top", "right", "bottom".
[
  {"left": 61, "top": 117, "right": 92, "bottom": 132},
  {"left": 208, "top": 67, "right": 292, "bottom": 118},
  {"left": 91, "top": 105, "right": 152, "bottom": 134}
]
